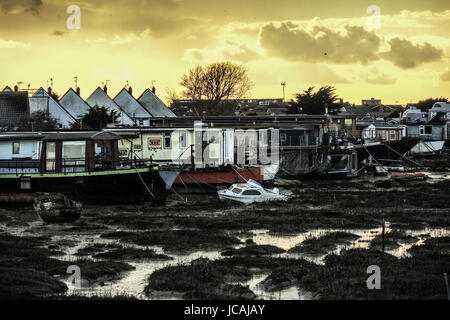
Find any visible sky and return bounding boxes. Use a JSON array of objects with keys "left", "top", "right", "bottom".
[{"left": 0, "top": 0, "right": 449, "bottom": 105}]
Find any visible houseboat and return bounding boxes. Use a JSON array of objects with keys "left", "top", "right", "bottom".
[{"left": 0, "top": 131, "right": 167, "bottom": 205}]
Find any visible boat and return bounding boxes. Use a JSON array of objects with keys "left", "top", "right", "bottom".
[
  {"left": 217, "top": 179, "right": 287, "bottom": 204},
  {"left": 324, "top": 150, "right": 358, "bottom": 179},
  {"left": 34, "top": 194, "right": 82, "bottom": 223},
  {"left": 391, "top": 172, "right": 428, "bottom": 180},
  {"left": 349, "top": 137, "right": 420, "bottom": 166},
  {"left": 409, "top": 140, "right": 445, "bottom": 157},
  {"left": 0, "top": 131, "right": 167, "bottom": 205},
  {"left": 171, "top": 164, "right": 279, "bottom": 194}
]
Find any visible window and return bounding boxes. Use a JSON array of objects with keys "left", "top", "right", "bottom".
[
  {"left": 231, "top": 188, "right": 242, "bottom": 194},
  {"left": 12, "top": 142, "right": 20, "bottom": 155},
  {"left": 179, "top": 132, "right": 187, "bottom": 148},
  {"left": 420, "top": 126, "right": 432, "bottom": 135},
  {"left": 242, "top": 190, "right": 261, "bottom": 196},
  {"left": 62, "top": 141, "right": 85, "bottom": 166},
  {"left": 139, "top": 120, "right": 144, "bottom": 126},
  {"left": 164, "top": 132, "right": 171, "bottom": 148},
  {"left": 46, "top": 142, "right": 56, "bottom": 171},
  {"left": 280, "top": 133, "right": 287, "bottom": 144},
  {"left": 389, "top": 130, "right": 397, "bottom": 141}
]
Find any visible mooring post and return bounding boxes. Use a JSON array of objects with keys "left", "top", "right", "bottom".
[
  {"left": 444, "top": 273, "right": 450, "bottom": 300},
  {"left": 382, "top": 220, "right": 385, "bottom": 254}
]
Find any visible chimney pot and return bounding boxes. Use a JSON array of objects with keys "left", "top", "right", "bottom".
[
  {"left": 152, "top": 86, "right": 156, "bottom": 94},
  {"left": 76, "top": 87, "right": 80, "bottom": 95},
  {"left": 14, "top": 85, "right": 18, "bottom": 92},
  {"left": 103, "top": 85, "right": 108, "bottom": 94},
  {"left": 48, "top": 87, "right": 52, "bottom": 94},
  {"left": 128, "top": 86, "right": 133, "bottom": 96}
]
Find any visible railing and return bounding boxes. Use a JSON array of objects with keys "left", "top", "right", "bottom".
[
  {"left": 0, "top": 157, "right": 155, "bottom": 176},
  {"left": 280, "top": 135, "right": 319, "bottom": 147}
]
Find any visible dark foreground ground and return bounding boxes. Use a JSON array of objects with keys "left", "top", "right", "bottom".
[{"left": 0, "top": 168, "right": 449, "bottom": 300}]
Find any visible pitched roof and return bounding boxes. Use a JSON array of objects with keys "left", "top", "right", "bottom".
[
  {"left": 30, "top": 88, "right": 76, "bottom": 128},
  {"left": 138, "top": 89, "right": 176, "bottom": 118},
  {"left": 0, "top": 91, "right": 29, "bottom": 128},
  {"left": 59, "top": 88, "right": 91, "bottom": 119},
  {"left": 85, "top": 87, "right": 135, "bottom": 125},
  {"left": 2, "top": 86, "right": 13, "bottom": 92},
  {"left": 113, "top": 88, "right": 152, "bottom": 118}
]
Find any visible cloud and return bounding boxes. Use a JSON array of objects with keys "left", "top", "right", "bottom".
[
  {"left": 0, "top": 0, "right": 43, "bottom": 15},
  {"left": 360, "top": 68, "right": 397, "bottom": 84},
  {"left": 259, "top": 22, "right": 381, "bottom": 65},
  {"left": 440, "top": 68, "right": 450, "bottom": 81},
  {"left": 0, "top": 39, "right": 31, "bottom": 49},
  {"left": 110, "top": 29, "right": 151, "bottom": 45},
  {"left": 380, "top": 37, "right": 443, "bottom": 69},
  {"left": 183, "top": 40, "right": 262, "bottom": 63}
]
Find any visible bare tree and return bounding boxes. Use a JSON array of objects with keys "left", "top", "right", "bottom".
[
  {"left": 180, "top": 66, "right": 205, "bottom": 101},
  {"left": 164, "top": 88, "right": 181, "bottom": 106},
  {"left": 180, "top": 62, "right": 253, "bottom": 102}
]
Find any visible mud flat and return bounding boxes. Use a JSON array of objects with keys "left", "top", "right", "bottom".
[{"left": 0, "top": 170, "right": 449, "bottom": 299}]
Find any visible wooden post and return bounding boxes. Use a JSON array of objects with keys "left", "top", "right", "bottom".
[
  {"left": 382, "top": 220, "right": 385, "bottom": 254},
  {"left": 444, "top": 273, "right": 450, "bottom": 300}
]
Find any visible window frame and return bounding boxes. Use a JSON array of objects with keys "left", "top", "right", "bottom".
[
  {"left": 164, "top": 132, "right": 172, "bottom": 149},
  {"left": 12, "top": 141, "right": 20, "bottom": 155}
]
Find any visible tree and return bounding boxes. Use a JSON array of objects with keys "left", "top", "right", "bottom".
[
  {"left": 17, "top": 111, "right": 60, "bottom": 131},
  {"left": 415, "top": 97, "right": 448, "bottom": 112},
  {"left": 289, "top": 86, "right": 340, "bottom": 115},
  {"left": 72, "top": 106, "right": 118, "bottom": 129},
  {"left": 180, "top": 62, "right": 253, "bottom": 102}
]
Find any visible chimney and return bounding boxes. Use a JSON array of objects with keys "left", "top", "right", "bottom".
[
  {"left": 103, "top": 85, "right": 107, "bottom": 94},
  {"left": 48, "top": 86, "right": 52, "bottom": 95},
  {"left": 14, "top": 85, "right": 18, "bottom": 92},
  {"left": 152, "top": 86, "right": 156, "bottom": 95},
  {"left": 76, "top": 87, "right": 80, "bottom": 96},
  {"left": 128, "top": 86, "right": 133, "bottom": 96}
]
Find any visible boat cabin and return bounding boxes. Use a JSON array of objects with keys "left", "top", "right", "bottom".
[{"left": 41, "top": 131, "right": 121, "bottom": 173}]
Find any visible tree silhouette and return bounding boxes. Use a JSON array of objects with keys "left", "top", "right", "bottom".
[
  {"left": 17, "top": 111, "right": 60, "bottom": 131},
  {"left": 289, "top": 86, "right": 340, "bottom": 115},
  {"left": 72, "top": 106, "right": 118, "bottom": 129}
]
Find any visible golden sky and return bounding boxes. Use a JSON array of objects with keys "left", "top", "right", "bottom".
[{"left": 0, "top": 0, "right": 449, "bottom": 105}]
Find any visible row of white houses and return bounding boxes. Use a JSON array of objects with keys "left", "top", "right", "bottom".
[{"left": 2, "top": 85, "right": 176, "bottom": 129}]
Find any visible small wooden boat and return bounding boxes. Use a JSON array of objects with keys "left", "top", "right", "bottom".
[
  {"left": 34, "top": 194, "right": 82, "bottom": 223},
  {"left": 391, "top": 172, "right": 428, "bottom": 180}
]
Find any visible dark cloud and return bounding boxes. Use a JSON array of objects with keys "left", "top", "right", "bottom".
[
  {"left": 0, "top": 0, "right": 43, "bottom": 15},
  {"left": 380, "top": 38, "right": 443, "bottom": 69},
  {"left": 259, "top": 22, "right": 381, "bottom": 64},
  {"left": 50, "top": 30, "right": 65, "bottom": 36}
]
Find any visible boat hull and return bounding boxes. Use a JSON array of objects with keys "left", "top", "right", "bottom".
[
  {"left": 354, "top": 138, "right": 420, "bottom": 165},
  {"left": 0, "top": 168, "right": 167, "bottom": 205},
  {"left": 172, "top": 166, "right": 275, "bottom": 194}
]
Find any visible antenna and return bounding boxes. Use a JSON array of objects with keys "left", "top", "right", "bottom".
[
  {"left": 152, "top": 80, "right": 156, "bottom": 87},
  {"left": 281, "top": 82, "right": 286, "bottom": 101},
  {"left": 74, "top": 76, "right": 78, "bottom": 88},
  {"left": 50, "top": 78, "right": 53, "bottom": 87}
]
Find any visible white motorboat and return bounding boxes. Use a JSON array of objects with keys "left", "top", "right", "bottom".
[{"left": 217, "top": 179, "right": 287, "bottom": 204}]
